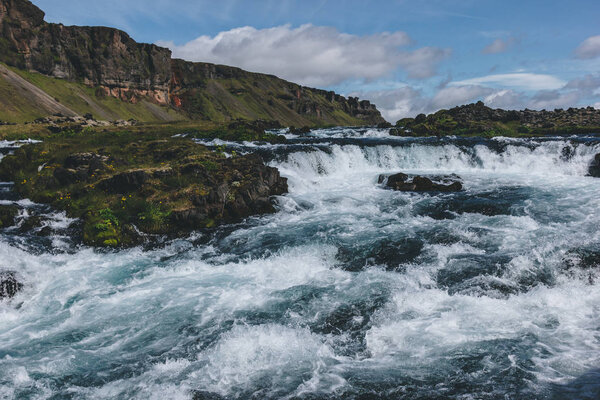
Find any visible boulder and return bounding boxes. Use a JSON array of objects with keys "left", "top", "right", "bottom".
[
  {"left": 380, "top": 172, "right": 463, "bottom": 192},
  {"left": 588, "top": 154, "right": 600, "bottom": 177},
  {"left": 0, "top": 272, "right": 22, "bottom": 299},
  {"left": 97, "top": 170, "right": 151, "bottom": 193},
  {"left": 0, "top": 205, "right": 18, "bottom": 228}
]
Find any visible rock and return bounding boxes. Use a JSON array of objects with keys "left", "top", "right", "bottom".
[
  {"left": 0, "top": 272, "right": 22, "bottom": 299},
  {"left": 588, "top": 154, "right": 600, "bottom": 177},
  {"left": 97, "top": 170, "right": 151, "bottom": 193},
  {"left": 192, "top": 391, "right": 224, "bottom": 400},
  {"left": 380, "top": 172, "right": 463, "bottom": 192},
  {"left": 64, "top": 152, "right": 107, "bottom": 169},
  {"left": 289, "top": 126, "right": 311, "bottom": 135},
  {"left": 0, "top": 205, "right": 18, "bottom": 228},
  {"left": 377, "top": 121, "right": 392, "bottom": 129}
]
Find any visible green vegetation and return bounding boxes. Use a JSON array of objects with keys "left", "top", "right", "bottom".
[
  {"left": 0, "top": 63, "right": 187, "bottom": 124},
  {"left": 392, "top": 102, "right": 600, "bottom": 137},
  {"left": 0, "top": 128, "right": 286, "bottom": 247}
]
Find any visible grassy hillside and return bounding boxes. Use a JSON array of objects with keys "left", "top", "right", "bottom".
[
  {"left": 0, "top": 63, "right": 187, "bottom": 123},
  {"left": 172, "top": 62, "right": 376, "bottom": 127}
]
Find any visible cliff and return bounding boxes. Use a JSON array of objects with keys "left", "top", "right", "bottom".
[
  {"left": 394, "top": 101, "right": 600, "bottom": 136},
  {"left": 0, "top": 0, "right": 384, "bottom": 126}
]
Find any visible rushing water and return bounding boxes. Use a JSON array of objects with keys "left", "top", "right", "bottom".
[{"left": 1, "top": 129, "right": 600, "bottom": 399}]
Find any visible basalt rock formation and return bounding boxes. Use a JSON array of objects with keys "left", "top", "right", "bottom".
[
  {"left": 0, "top": 0, "right": 384, "bottom": 126},
  {"left": 393, "top": 101, "right": 600, "bottom": 137},
  {"left": 589, "top": 154, "right": 600, "bottom": 177},
  {"left": 379, "top": 173, "right": 463, "bottom": 192}
]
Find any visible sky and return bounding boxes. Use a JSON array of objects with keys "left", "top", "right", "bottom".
[{"left": 31, "top": 0, "right": 600, "bottom": 122}]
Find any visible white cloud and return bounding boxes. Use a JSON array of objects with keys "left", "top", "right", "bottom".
[
  {"left": 482, "top": 38, "right": 515, "bottom": 54},
  {"left": 451, "top": 73, "right": 566, "bottom": 91},
  {"left": 158, "top": 24, "right": 450, "bottom": 87},
  {"left": 431, "top": 85, "right": 493, "bottom": 108},
  {"left": 575, "top": 35, "right": 600, "bottom": 59},
  {"left": 528, "top": 90, "right": 582, "bottom": 110},
  {"left": 352, "top": 87, "right": 430, "bottom": 122}
]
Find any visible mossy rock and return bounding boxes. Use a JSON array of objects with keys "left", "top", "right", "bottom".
[{"left": 0, "top": 205, "right": 18, "bottom": 228}]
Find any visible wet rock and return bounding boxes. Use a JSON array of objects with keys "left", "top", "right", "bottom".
[
  {"left": 0, "top": 205, "right": 18, "bottom": 228},
  {"left": 588, "top": 154, "right": 600, "bottom": 177},
  {"left": 0, "top": 272, "right": 22, "bottom": 299},
  {"left": 192, "top": 391, "right": 224, "bottom": 400},
  {"left": 379, "top": 172, "right": 463, "bottom": 192},
  {"left": 289, "top": 125, "right": 311, "bottom": 135},
  {"left": 377, "top": 121, "right": 392, "bottom": 129}
]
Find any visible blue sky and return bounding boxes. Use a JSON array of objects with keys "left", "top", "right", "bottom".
[{"left": 31, "top": 0, "right": 600, "bottom": 121}]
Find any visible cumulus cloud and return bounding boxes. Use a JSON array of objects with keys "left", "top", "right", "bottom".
[
  {"left": 527, "top": 90, "right": 582, "bottom": 110},
  {"left": 482, "top": 37, "right": 516, "bottom": 54},
  {"left": 352, "top": 87, "right": 430, "bottom": 122},
  {"left": 575, "top": 35, "right": 600, "bottom": 59},
  {"left": 158, "top": 24, "right": 450, "bottom": 87},
  {"left": 431, "top": 85, "right": 494, "bottom": 108},
  {"left": 358, "top": 73, "right": 600, "bottom": 122},
  {"left": 451, "top": 73, "right": 566, "bottom": 91}
]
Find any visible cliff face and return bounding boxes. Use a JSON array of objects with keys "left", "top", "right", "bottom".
[
  {"left": 0, "top": 0, "right": 172, "bottom": 103},
  {"left": 0, "top": 0, "right": 384, "bottom": 125}
]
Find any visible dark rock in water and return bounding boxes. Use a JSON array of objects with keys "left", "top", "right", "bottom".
[
  {"left": 192, "top": 391, "right": 224, "bottom": 400},
  {"left": 289, "top": 125, "right": 311, "bottom": 135},
  {"left": 0, "top": 272, "right": 22, "bottom": 299},
  {"left": 379, "top": 172, "right": 463, "bottom": 192},
  {"left": 377, "top": 121, "right": 392, "bottom": 128},
  {"left": 0, "top": 205, "right": 18, "bottom": 228},
  {"left": 588, "top": 154, "right": 600, "bottom": 177}
]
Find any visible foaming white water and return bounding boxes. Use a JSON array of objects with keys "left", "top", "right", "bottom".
[
  {"left": 273, "top": 141, "right": 600, "bottom": 194},
  {"left": 2, "top": 134, "right": 600, "bottom": 399}
]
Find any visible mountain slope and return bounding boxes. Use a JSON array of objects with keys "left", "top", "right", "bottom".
[{"left": 0, "top": 0, "right": 384, "bottom": 126}]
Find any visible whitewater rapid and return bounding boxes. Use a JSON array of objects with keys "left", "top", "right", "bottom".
[{"left": 1, "top": 130, "right": 600, "bottom": 399}]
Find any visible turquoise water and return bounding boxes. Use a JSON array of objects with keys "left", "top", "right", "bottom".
[{"left": 1, "top": 130, "right": 600, "bottom": 399}]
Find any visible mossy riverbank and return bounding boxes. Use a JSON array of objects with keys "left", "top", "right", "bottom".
[{"left": 0, "top": 126, "right": 287, "bottom": 247}]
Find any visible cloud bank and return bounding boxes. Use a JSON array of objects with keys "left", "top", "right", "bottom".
[
  {"left": 158, "top": 24, "right": 450, "bottom": 87},
  {"left": 575, "top": 35, "right": 600, "bottom": 59},
  {"left": 356, "top": 73, "right": 600, "bottom": 122}
]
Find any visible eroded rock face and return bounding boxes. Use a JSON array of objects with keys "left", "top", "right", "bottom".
[
  {"left": 171, "top": 154, "right": 288, "bottom": 229},
  {"left": 379, "top": 173, "right": 463, "bottom": 192},
  {"left": 588, "top": 154, "right": 600, "bottom": 177},
  {"left": 0, "top": 0, "right": 171, "bottom": 102},
  {"left": 0, "top": 271, "right": 22, "bottom": 299}
]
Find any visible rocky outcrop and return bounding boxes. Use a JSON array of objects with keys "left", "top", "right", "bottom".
[
  {"left": 0, "top": 0, "right": 171, "bottom": 103},
  {"left": 394, "top": 101, "right": 600, "bottom": 136},
  {"left": 589, "top": 154, "right": 600, "bottom": 177},
  {"left": 0, "top": 0, "right": 385, "bottom": 126},
  {"left": 0, "top": 132, "right": 289, "bottom": 247},
  {"left": 171, "top": 154, "right": 287, "bottom": 228},
  {"left": 0, "top": 271, "right": 22, "bottom": 299},
  {"left": 379, "top": 173, "right": 463, "bottom": 192}
]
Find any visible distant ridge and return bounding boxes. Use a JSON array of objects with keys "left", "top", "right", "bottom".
[
  {"left": 0, "top": 0, "right": 385, "bottom": 125},
  {"left": 393, "top": 101, "right": 600, "bottom": 136}
]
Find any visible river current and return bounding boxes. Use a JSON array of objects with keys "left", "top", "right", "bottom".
[{"left": 1, "top": 128, "right": 600, "bottom": 399}]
